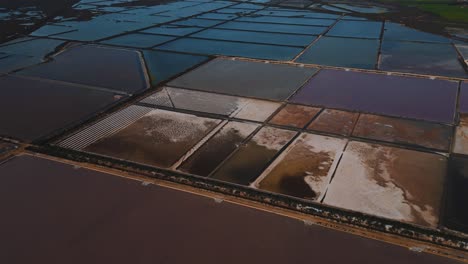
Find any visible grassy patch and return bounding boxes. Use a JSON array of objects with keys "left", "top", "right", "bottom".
[
  {"left": 377, "top": 0, "right": 468, "bottom": 23},
  {"left": 414, "top": 4, "right": 468, "bottom": 23}
]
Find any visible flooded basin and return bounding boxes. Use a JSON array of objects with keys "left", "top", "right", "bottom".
[
  {"left": 191, "top": 28, "right": 317, "bottom": 47},
  {"left": 210, "top": 126, "right": 296, "bottom": 185},
  {"left": 0, "top": 37, "right": 65, "bottom": 57},
  {"left": 323, "top": 141, "right": 447, "bottom": 228},
  {"left": 217, "top": 21, "right": 327, "bottom": 35},
  {"left": 353, "top": 114, "right": 452, "bottom": 151},
  {"left": 158, "top": 37, "right": 304, "bottom": 61},
  {"left": 141, "top": 25, "right": 203, "bottom": 36},
  {"left": 255, "top": 8, "right": 340, "bottom": 19},
  {"left": 83, "top": 108, "right": 221, "bottom": 168},
  {"left": 290, "top": 69, "right": 458, "bottom": 124},
  {"left": 171, "top": 18, "right": 225, "bottom": 28},
  {"left": 18, "top": 45, "right": 149, "bottom": 93},
  {"left": 178, "top": 121, "right": 259, "bottom": 176},
  {"left": 318, "top": 4, "right": 351, "bottom": 13},
  {"left": 0, "top": 38, "right": 65, "bottom": 73},
  {"left": 142, "top": 50, "right": 209, "bottom": 86},
  {"left": 228, "top": 3, "right": 264, "bottom": 9},
  {"left": 1, "top": 0, "right": 468, "bottom": 257},
  {"left": 458, "top": 82, "right": 468, "bottom": 113},
  {"left": 307, "top": 109, "right": 359, "bottom": 136},
  {"left": 237, "top": 15, "right": 336, "bottom": 27},
  {"left": 169, "top": 58, "right": 317, "bottom": 100},
  {"left": 255, "top": 133, "right": 347, "bottom": 200},
  {"left": 280, "top": 1, "right": 315, "bottom": 9},
  {"left": 332, "top": 4, "right": 388, "bottom": 14},
  {"left": 0, "top": 154, "right": 158, "bottom": 264},
  {"left": 0, "top": 154, "right": 460, "bottom": 264},
  {"left": 48, "top": 10, "right": 177, "bottom": 41},
  {"left": 0, "top": 75, "right": 124, "bottom": 142},
  {"left": 453, "top": 114, "right": 468, "bottom": 155},
  {"left": 48, "top": 19, "right": 143, "bottom": 42},
  {"left": 326, "top": 20, "right": 383, "bottom": 39},
  {"left": 444, "top": 156, "right": 468, "bottom": 233},
  {"left": 216, "top": 7, "right": 256, "bottom": 15},
  {"left": 100, "top": 33, "right": 176, "bottom": 48},
  {"left": 456, "top": 44, "right": 468, "bottom": 67},
  {"left": 0, "top": 54, "right": 41, "bottom": 74},
  {"left": 31, "top": 25, "right": 75, "bottom": 37},
  {"left": 295, "top": 36, "right": 379, "bottom": 69},
  {"left": 383, "top": 22, "right": 450, "bottom": 44},
  {"left": 195, "top": 13, "right": 238, "bottom": 20},
  {"left": 269, "top": 104, "right": 321, "bottom": 128},
  {"left": 380, "top": 40, "right": 467, "bottom": 78}
]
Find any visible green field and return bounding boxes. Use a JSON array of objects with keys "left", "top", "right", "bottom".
[
  {"left": 378, "top": 0, "right": 468, "bottom": 23},
  {"left": 415, "top": 3, "right": 468, "bottom": 23}
]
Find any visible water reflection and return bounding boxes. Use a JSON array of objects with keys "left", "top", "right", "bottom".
[{"left": 0, "top": 0, "right": 467, "bottom": 77}]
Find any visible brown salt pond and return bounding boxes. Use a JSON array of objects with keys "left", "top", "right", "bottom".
[
  {"left": 353, "top": 114, "right": 452, "bottom": 151},
  {"left": 57, "top": 105, "right": 153, "bottom": 150},
  {"left": 307, "top": 109, "right": 359, "bottom": 136},
  {"left": 323, "top": 141, "right": 447, "bottom": 228},
  {"left": 445, "top": 156, "right": 468, "bottom": 233},
  {"left": 269, "top": 104, "right": 321, "bottom": 128},
  {"left": 83, "top": 108, "right": 221, "bottom": 168},
  {"left": 458, "top": 82, "right": 468, "bottom": 114},
  {"left": 254, "top": 133, "right": 347, "bottom": 200},
  {"left": 178, "top": 121, "right": 259, "bottom": 176},
  {"left": 453, "top": 114, "right": 468, "bottom": 155},
  {"left": 210, "top": 126, "right": 296, "bottom": 185}
]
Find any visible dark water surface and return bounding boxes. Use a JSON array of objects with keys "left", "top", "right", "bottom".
[{"left": 0, "top": 154, "right": 462, "bottom": 264}]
